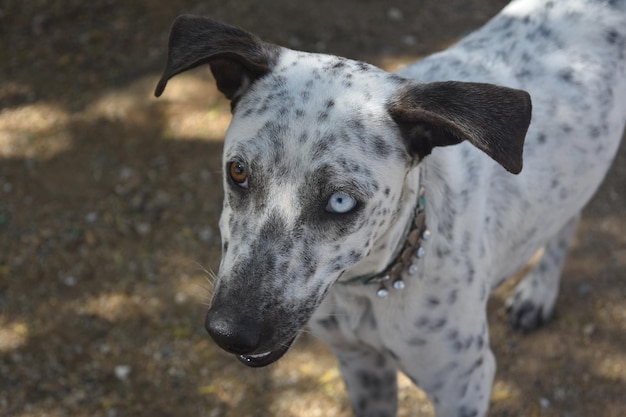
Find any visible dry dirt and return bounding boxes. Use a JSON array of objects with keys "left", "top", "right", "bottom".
[{"left": 1, "top": 1, "right": 625, "bottom": 416}]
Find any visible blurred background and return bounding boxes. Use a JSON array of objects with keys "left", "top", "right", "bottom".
[{"left": 0, "top": 1, "right": 625, "bottom": 416}]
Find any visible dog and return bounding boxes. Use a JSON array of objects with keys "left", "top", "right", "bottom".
[{"left": 154, "top": 0, "right": 626, "bottom": 415}]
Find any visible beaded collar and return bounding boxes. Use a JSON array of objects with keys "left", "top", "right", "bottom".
[{"left": 339, "top": 187, "right": 430, "bottom": 298}]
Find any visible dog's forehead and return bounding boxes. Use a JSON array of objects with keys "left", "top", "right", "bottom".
[{"left": 223, "top": 50, "right": 407, "bottom": 177}]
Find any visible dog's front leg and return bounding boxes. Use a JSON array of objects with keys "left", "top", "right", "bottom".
[
  {"left": 422, "top": 345, "right": 495, "bottom": 417},
  {"left": 311, "top": 294, "right": 399, "bottom": 417},
  {"left": 335, "top": 347, "right": 399, "bottom": 417},
  {"left": 393, "top": 285, "right": 495, "bottom": 417}
]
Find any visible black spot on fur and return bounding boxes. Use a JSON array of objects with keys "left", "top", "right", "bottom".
[
  {"left": 356, "top": 397, "right": 368, "bottom": 412},
  {"left": 415, "top": 316, "right": 447, "bottom": 332},
  {"left": 460, "top": 382, "right": 469, "bottom": 398},
  {"left": 458, "top": 406, "right": 478, "bottom": 417},
  {"left": 461, "top": 357, "right": 484, "bottom": 378},
  {"left": 318, "top": 110, "right": 330, "bottom": 122},
  {"left": 465, "top": 259, "right": 475, "bottom": 284},
  {"left": 301, "top": 249, "right": 318, "bottom": 277},
  {"left": 447, "top": 289, "right": 458, "bottom": 305},
  {"left": 358, "top": 370, "right": 382, "bottom": 390},
  {"left": 317, "top": 316, "right": 339, "bottom": 331},
  {"left": 408, "top": 336, "right": 427, "bottom": 346},
  {"left": 372, "top": 135, "right": 391, "bottom": 158},
  {"left": 589, "top": 125, "right": 601, "bottom": 139},
  {"left": 537, "top": 133, "right": 547, "bottom": 144},
  {"left": 356, "top": 61, "right": 371, "bottom": 72},
  {"left": 388, "top": 74, "right": 406, "bottom": 84},
  {"left": 606, "top": 29, "right": 619, "bottom": 44},
  {"left": 476, "top": 335, "right": 484, "bottom": 350},
  {"left": 385, "top": 348, "right": 399, "bottom": 360},
  {"left": 551, "top": 178, "right": 560, "bottom": 189},
  {"left": 435, "top": 245, "right": 452, "bottom": 259},
  {"left": 414, "top": 316, "right": 429, "bottom": 328},
  {"left": 348, "top": 250, "right": 363, "bottom": 263},
  {"left": 311, "top": 136, "right": 331, "bottom": 159},
  {"left": 559, "top": 69, "right": 574, "bottom": 83},
  {"left": 427, "top": 297, "right": 440, "bottom": 308}
]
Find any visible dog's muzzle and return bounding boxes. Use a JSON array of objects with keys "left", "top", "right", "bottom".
[{"left": 205, "top": 307, "right": 296, "bottom": 367}]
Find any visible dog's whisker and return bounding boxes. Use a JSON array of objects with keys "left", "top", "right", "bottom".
[{"left": 192, "top": 261, "right": 218, "bottom": 290}]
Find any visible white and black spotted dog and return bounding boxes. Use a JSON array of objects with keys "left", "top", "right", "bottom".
[{"left": 155, "top": 0, "right": 626, "bottom": 415}]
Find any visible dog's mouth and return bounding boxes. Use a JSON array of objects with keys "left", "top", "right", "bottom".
[{"left": 236, "top": 336, "right": 297, "bottom": 368}]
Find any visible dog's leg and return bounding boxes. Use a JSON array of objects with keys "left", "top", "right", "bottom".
[
  {"left": 432, "top": 351, "right": 496, "bottom": 417},
  {"left": 311, "top": 299, "right": 398, "bottom": 417},
  {"left": 506, "top": 215, "right": 581, "bottom": 332},
  {"left": 334, "top": 347, "right": 398, "bottom": 417},
  {"left": 397, "top": 309, "right": 496, "bottom": 417}
]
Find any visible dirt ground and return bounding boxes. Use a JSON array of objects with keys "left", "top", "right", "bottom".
[{"left": 1, "top": 1, "right": 625, "bottom": 416}]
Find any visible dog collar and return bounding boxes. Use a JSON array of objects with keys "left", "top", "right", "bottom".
[{"left": 339, "top": 187, "right": 430, "bottom": 297}]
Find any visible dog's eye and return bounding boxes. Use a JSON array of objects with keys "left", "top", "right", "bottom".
[
  {"left": 228, "top": 161, "right": 249, "bottom": 188},
  {"left": 326, "top": 192, "right": 357, "bottom": 214}
]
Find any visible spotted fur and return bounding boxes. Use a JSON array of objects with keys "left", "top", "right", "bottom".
[{"left": 155, "top": 1, "right": 626, "bottom": 416}]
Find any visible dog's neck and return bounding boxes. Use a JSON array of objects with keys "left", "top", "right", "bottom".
[{"left": 338, "top": 166, "right": 429, "bottom": 296}]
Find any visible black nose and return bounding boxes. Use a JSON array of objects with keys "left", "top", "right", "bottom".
[{"left": 205, "top": 308, "right": 261, "bottom": 355}]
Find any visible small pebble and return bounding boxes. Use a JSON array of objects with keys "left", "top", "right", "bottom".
[
  {"left": 85, "top": 211, "right": 99, "bottom": 223},
  {"left": 114, "top": 365, "right": 131, "bottom": 381},
  {"left": 63, "top": 276, "right": 77, "bottom": 287},
  {"left": 539, "top": 397, "right": 551, "bottom": 409},
  {"left": 198, "top": 227, "right": 214, "bottom": 243},
  {"left": 119, "top": 167, "right": 134, "bottom": 180},
  {"left": 387, "top": 7, "right": 404, "bottom": 21},
  {"left": 175, "top": 292, "right": 187, "bottom": 304},
  {"left": 402, "top": 35, "right": 417, "bottom": 46},
  {"left": 135, "top": 222, "right": 151, "bottom": 236},
  {"left": 553, "top": 387, "right": 566, "bottom": 401}
]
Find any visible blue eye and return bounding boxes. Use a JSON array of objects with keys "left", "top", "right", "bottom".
[{"left": 326, "top": 192, "right": 357, "bottom": 214}]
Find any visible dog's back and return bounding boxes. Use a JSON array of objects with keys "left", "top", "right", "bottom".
[{"left": 400, "top": 0, "right": 626, "bottom": 281}]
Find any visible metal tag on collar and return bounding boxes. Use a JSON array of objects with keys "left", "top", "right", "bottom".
[
  {"left": 376, "top": 286, "right": 390, "bottom": 298},
  {"left": 393, "top": 279, "right": 405, "bottom": 290}
]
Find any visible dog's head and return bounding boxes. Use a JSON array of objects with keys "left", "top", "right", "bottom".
[{"left": 155, "top": 16, "right": 531, "bottom": 367}]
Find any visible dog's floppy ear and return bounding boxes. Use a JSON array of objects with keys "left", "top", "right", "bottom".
[
  {"left": 154, "top": 15, "right": 280, "bottom": 102},
  {"left": 388, "top": 81, "right": 532, "bottom": 174}
]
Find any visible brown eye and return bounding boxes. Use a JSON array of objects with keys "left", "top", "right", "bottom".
[{"left": 228, "top": 161, "right": 249, "bottom": 188}]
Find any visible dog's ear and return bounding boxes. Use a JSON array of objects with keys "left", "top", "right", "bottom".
[
  {"left": 388, "top": 81, "right": 532, "bottom": 174},
  {"left": 154, "top": 15, "right": 280, "bottom": 102}
]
